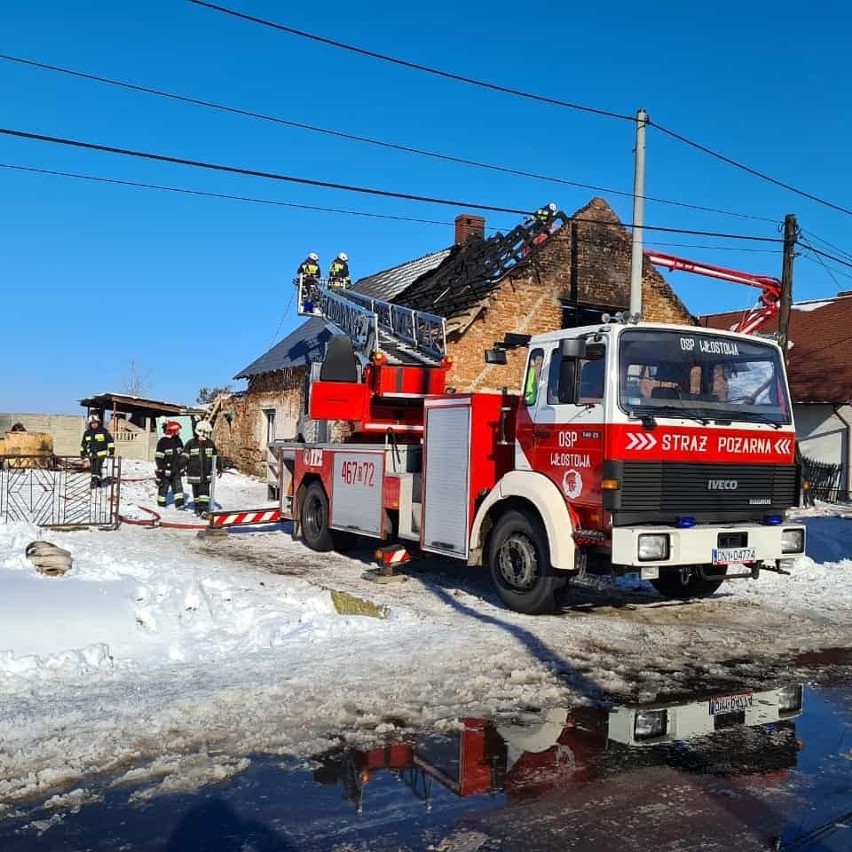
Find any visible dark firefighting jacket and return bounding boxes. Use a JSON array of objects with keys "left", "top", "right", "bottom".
[
  {"left": 155, "top": 435, "right": 184, "bottom": 476},
  {"left": 181, "top": 437, "right": 219, "bottom": 484},
  {"left": 80, "top": 426, "right": 115, "bottom": 459}
]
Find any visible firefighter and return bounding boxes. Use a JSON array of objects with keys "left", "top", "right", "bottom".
[
  {"left": 80, "top": 414, "right": 115, "bottom": 488},
  {"left": 181, "top": 419, "right": 222, "bottom": 517},
  {"left": 296, "top": 252, "right": 321, "bottom": 311},
  {"left": 328, "top": 252, "right": 351, "bottom": 289},
  {"left": 155, "top": 420, "right": 185, "bottom": 510}
]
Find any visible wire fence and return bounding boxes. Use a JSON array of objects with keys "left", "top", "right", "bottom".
[{"left": 0, "top": 455, "right": 121, "bottom": 528}]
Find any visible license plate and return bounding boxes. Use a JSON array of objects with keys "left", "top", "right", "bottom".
[
  {"left": 709, "top": 692, "right": 753, "bottom": 715},
  {"left": 712, "top": 547, "right": 756, "bottom": 565}
]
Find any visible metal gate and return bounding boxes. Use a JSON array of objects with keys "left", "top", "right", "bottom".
[{"left": 0, "top": 456, "right": 121, "bottom": 528}]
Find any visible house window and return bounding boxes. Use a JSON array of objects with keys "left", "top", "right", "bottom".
[{"left": 264, "top": 409, "right": 276, "bottom": 443}]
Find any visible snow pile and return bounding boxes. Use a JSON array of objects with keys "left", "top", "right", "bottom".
[{"left": 0, "top": 461, "right": 850, "bottom": 824}]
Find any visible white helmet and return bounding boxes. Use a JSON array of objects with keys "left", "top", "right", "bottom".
[
  {"left": 195, "top": 419, "right": 213, "bottom": 436},
  {"left": 337, "top": 252, "right": 348, "bottom": 262},
  {"left": 547, "top": 202, "right": 557, "bottom": 212},
  {"left": 308, "top": 252, "right": 319, "bottom": 261},
  {"left": 88, "top": 414, "right": 101, "bottom": 426}
]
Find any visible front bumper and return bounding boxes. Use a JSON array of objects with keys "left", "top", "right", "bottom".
[{"left": 611, "top": 522, "right": 806, "bottom": 570}]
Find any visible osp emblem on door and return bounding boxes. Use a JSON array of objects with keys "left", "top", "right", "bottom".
[{"left": 562, "top": 469, "right": 584, "bottom": 500}]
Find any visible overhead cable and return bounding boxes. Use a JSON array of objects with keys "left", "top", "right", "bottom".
[
  {"left": 0, "top": 126, "right": 782, "bottom": 241},
  {"left": 651, "top": 122, "right": 852, "bottom": 217},
  {"left": 0, "top": 51, "right": 776, "bottom": 223},
  {"left": 186, "top": 0, "right": 632, "bottom": 122}
]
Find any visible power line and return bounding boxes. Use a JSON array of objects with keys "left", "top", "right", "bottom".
[
  {"left": 645, "top": 241, "right": 779, "bottom": 254},
  {"left": 651, "top": 121, "right": 852, "bottom": 218},
  {"left": 0, "top": 53, "right": 776, "bottom": 224},
  {"left": 185, "top": 3, "right": 850, "bottom": 221},
  {"left": 186, "top": 0, "right": 633, "bottom": 122},
  {"left": 0, "top": 125, "right": 784, "bottom": 242},
  {"left": 799, "top": 228, "right": 852, "bottom": 264},
  {"left": 796, "top": 242, "right": 852, "bottom": 271},
  {"left": 0, "top": 162, "right": 458, "bottom": 226}
]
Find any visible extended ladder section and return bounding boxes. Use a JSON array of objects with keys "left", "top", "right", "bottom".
[{"left": 296, "top": 277, "right": 447, "bottom": 366}]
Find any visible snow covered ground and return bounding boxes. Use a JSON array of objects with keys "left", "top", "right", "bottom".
[{"left": 1, "top": 460, "right": 850, "bottom": 825}]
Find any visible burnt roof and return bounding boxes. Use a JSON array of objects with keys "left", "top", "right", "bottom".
[{"left": 699, "top": 293, "right": 852, "bottom": 404}]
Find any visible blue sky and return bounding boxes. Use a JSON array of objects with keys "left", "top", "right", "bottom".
[{"left": 2, "top": 0, "right": 851, "bottom": 413}]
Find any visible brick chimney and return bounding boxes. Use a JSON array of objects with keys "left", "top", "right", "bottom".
[{"left": 454, "top": 213, "right": 486, "bottom": 245}]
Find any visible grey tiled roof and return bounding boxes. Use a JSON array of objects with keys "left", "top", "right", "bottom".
[
  {"left": 354, "top": 248, "right": 452, "bottom": 300},
  {"left": 233, "top": 317, "right": 332, "bottom": 379},
  {"left": 234, "top": 249, "right": 452, "bottom": 378}
]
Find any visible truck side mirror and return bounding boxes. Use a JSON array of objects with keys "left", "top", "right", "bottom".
[
  {"left": 556, "top": 358, "right": 579, "bottom": 404},
  {"left": 560, "top": 338, "right": 587, "bottom": 359}
]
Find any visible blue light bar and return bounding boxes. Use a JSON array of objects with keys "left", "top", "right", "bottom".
[
  {"left": 676, "top": 516, "right": 696, "bottom": 528},
  {"left": 763, "top": 514, "right": 783, "bottom": 525}
]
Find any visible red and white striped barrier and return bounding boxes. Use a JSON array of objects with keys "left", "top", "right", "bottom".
[{"left": 208, "top": 508, "right": 282, "bottom": 528}]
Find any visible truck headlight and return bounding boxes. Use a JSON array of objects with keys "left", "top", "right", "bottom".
[
  {"left": 634, "top": 709, "right": 667, "bottom": 740},
  {"left": 638, "top": 534, "right": 669, "bottom": 562},
  {"left": 781, "top": 527, "right": 805, "bottom": 554}
]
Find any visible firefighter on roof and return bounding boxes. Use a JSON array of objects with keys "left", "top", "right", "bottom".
[
  {"left": 80, "top": 414, "right": 115, "bottom": 488},
  {"left": 532, "top": 202, "right": 558, "bottom": 230},
  {"left": 181, "top": 419, "right": 221, "bottom": 517},
  {"left": 155, "top": 420, "right": 185, "bottom": 510},
  {"left": 328, "top": 252, "right": 351, "bottom": 289}
]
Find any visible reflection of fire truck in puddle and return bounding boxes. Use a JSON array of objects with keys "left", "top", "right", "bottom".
[{"left": 312, "top": 684, "right": 804, "bottom": 812}]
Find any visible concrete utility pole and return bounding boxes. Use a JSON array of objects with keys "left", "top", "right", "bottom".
[
  {"left": 629, "top": 108, "right": 649, "bottom": 319},
  {"left": 778, "top": 213, "right": 797, "bottom": 363}
]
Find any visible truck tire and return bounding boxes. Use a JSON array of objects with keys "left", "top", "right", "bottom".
[
  {"left": 488, "top": 509, "right": 566, "bottom": 615},
  {"left": 301, "top": 482, "right": 334, "bottom": 552},
  {"left": 650, "top": 566, "right": 726, "bottom": 600}
]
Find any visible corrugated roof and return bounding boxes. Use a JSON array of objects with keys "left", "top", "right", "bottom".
[
  {"left": 699, "top": 293, "right": 852, "bottom": 404},
  {"left": 233, "top": 317, "right": 333, "bottom": 379},
  {"left": 78, "top": 393, "right": 205, "bottom": 416},
  {"left": 234, "top": 250, "right": 452, "bottom": 378}
]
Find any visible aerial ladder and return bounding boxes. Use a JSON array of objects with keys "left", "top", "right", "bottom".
[{"left": 644, "top": 250, "right": 783, "bottom": 336}]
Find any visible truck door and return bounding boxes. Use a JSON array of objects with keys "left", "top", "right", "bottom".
[{"left": 531, "top": 342, "right": 607, "bottom": 529}]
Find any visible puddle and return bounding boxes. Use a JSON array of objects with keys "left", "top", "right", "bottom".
[{"left": 2, "top": 678, "right": 850, "bottom": 851}]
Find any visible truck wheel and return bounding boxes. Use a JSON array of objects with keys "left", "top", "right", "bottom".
[
  {"left": 488, "top": 509, "right": 566, "bottom": 615},
  {"left": 650, "top": 566, "right": 726, "bottom": 600},
  {"left": 301, "top": 482, "right": 334, "bottom": 552}
]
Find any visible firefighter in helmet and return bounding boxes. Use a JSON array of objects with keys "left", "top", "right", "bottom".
[
  {"left": 328, "top": 252, "right": 351, "bottom": 289},
  {"left": 532, "top": 202, "right": 558, "bottom": 230},
  {"left": 155, "top": 420, "right": 186, "bottom": 510},
  {"left": 80, "top": 413, "right": 115, "bottom": 488},
  {"left": 180, "top": 419, "right": 222, "bottom": 517},
  {"left": 296, "top": 252, "right": 321, "bottom": 312}
]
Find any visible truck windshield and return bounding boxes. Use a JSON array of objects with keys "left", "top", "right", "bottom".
[{"left": 618, "top": 329, "right": 791, "bottom": 426}]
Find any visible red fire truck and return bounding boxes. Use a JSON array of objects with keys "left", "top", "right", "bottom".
[{"left": 271, "top": 257, "right": 805, "bottom": 615}]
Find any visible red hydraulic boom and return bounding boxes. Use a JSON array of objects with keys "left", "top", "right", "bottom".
[{"left": 644, "top": 250, "right": 782, "bottom": 335}]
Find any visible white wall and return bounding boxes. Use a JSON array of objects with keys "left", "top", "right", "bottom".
[{"left": 795, "top": 403, "right": 851, "bottom": 499}]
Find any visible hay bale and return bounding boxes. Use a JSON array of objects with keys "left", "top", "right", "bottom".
[
  {"left": 2, "top": 431, "right": 54, "bottom": 468},
  {"left": 25, "top": 541, "right": 73, "bottom": 577}
]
